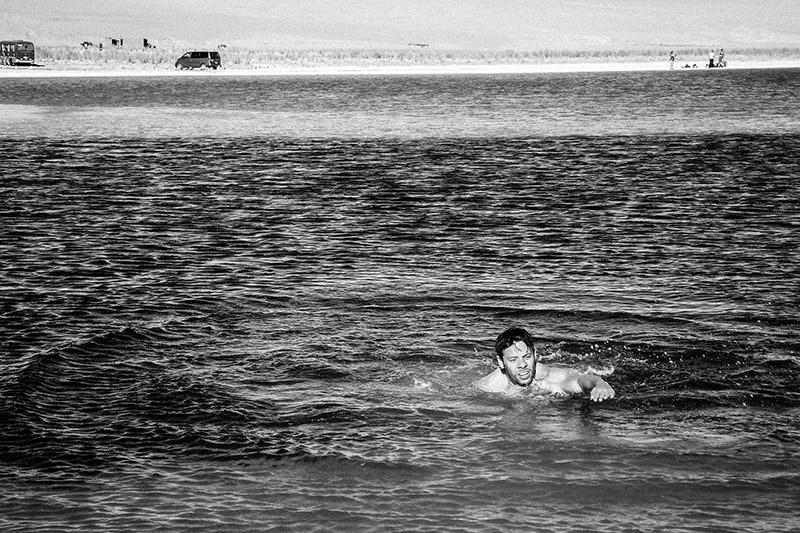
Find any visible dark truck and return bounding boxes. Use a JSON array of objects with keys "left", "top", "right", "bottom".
[{"left": 175, "top": 50, "right": 221, "bottom": 70}]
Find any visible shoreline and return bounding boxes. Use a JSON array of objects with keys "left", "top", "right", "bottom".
[{"left": 3, "top": 59, "right": 800, "bottom": 78}]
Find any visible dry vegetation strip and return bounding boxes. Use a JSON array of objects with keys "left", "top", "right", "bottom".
[{"left": 37, "top": 44, "right": 800, "bottom": 69}]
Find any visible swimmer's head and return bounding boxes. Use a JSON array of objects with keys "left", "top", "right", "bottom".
[
  {"left": 494, "top": 327, "right": 538, "bottom": 386},
  {"left": 495, "top": 327, "right": 535, "bottom": 359}
]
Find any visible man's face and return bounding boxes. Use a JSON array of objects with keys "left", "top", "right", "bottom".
[{"left": 499, "top": 340, "right": 535, "bottom": 387}]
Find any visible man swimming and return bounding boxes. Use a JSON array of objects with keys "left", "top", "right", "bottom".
[{"left": 474, "top": 327, "right": 615, "bottom": 401}]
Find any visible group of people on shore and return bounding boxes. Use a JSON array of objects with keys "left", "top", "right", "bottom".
[
  {"left": 707, "top": 48, "right": 726, "bottom": 68},
  {"left": 669, "top": 48, "right": 726, "bottom": 69}
]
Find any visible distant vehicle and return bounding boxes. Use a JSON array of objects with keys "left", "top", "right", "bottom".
[
  {"left": 1, "top": 40, "right": 35, "bottom": 66},
  {"left": 175, "top": 51, "right": 221, "bottom": 70}
]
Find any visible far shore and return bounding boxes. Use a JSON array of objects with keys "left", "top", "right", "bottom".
[{"left": 3, "top": 58, "right": 800, "bottom": 78}]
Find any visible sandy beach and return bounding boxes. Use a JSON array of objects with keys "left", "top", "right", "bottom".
[{"left": 3, "top": 58, "right": 800, "bottom": 78}]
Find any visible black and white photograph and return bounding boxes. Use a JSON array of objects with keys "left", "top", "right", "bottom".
[{"left": 2, "top": 1, "right": 799, "bottom": 531}]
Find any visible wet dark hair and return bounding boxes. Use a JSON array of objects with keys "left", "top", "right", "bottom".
[{"left": 494, "top": 327, "right": 535, "bottom": 359}]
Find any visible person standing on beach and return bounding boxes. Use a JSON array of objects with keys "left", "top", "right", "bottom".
[
  {"left": 474, "top": 327, "right": 616, "bottom": 401},
  {"left": 708, "top": 49, "right": 716, "bottom": 68},
  {"left": 669, "top": 50, "right": 676, "bottom": 69},
  {"left": 718, "top": 48, "right": 725, "bottom": 67}
]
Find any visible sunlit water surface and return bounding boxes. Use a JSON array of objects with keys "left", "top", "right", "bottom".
[{"left": 2, "top": 69, "right": 799, "bottom": 532}]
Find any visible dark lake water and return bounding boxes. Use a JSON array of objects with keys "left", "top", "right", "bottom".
[{"left": 2, "top": 69, "right": 799, "bottom": 532}]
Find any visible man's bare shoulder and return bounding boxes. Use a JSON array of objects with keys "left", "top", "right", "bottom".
[
  {"left": 532, "top": 364, "right": 571, "bottom": 394},
  {"left": 473, "top": 368, "right": 505, "bottom": 392},
  {"left": 536, "top": 363, "right": 569, "bottom": 381}
]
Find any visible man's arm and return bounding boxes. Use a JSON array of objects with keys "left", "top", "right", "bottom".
[
  {"left": 575, "top": 373, "right": 615, "bottom": 402},
  {"left": 541, "top": 365, "right": 615, "bottom": 402}
]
